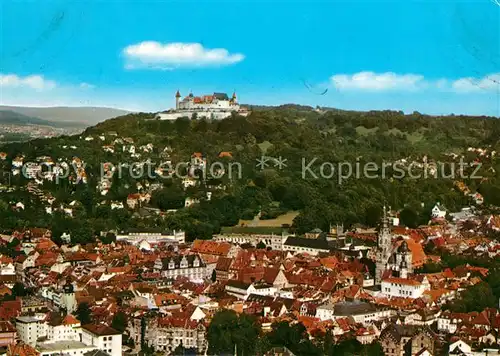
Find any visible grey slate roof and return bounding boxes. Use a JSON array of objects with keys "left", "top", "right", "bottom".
[
  {"left": 213, "top": 92, "right": 229, "bottom": 100},
  {"left": 332, "top": 301, "right": 378, "bottom": 316},
  {"left": 84, "top": 351, "right": 111, "bottom": 356},
  {"left": 284, "top": 236, "right": 330, "bottom": 250}
]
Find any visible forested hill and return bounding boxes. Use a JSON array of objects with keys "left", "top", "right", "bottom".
[
  {"left": 0, "top": 110, "right": 70, "bottom": 128},
  {"left": 0, "top": 107, "right": 499, "bottom": 242}
]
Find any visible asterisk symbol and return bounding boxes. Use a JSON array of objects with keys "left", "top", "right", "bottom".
[
  {"left": 256, "top": 156, "right": 270, "bottom": 170},
  {"left": 274, "top": 156, "right": 287, "bottom": 170}
]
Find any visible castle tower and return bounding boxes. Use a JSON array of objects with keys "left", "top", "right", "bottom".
[
  {"left": 375, "top": 205, "right": 393, "bottom": 285},
  {"left": 175, "top": 90, "right": 181, "bottom": 110},
  {"left": 61, "top": 276, "right": 76, "bottom": 314},
  {"left": 232, "top": 91, "right": 237, "bottom": 104}
]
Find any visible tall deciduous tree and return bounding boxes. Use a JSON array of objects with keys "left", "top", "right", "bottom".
[
  {"left": 76, "top": 302, "right": 92, "bottom": 325},
  {"left": 207, "top": 310, "right": 259, "bottom": 356},
  {"left": 111, "top": 311, "right": 128, "bottom": 333}
]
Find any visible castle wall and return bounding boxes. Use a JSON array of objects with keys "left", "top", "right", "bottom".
[
  {"left": 178, "top": 100, "right": 238, "bottom": 111},
  {"left": 155, "top": 111, "right": 235, "bottom": 121}
]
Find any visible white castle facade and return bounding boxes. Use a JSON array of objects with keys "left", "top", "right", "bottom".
[{"left": 155, "top": 91, "right": 249, "bottom": 120}]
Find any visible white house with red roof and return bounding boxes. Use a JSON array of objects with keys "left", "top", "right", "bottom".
[{"left": 381, "top": 276, "right": 431, "bottom": 299}]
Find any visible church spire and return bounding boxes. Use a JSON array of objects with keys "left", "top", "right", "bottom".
[
  {"left": 383, "top": 204, "right": 389, "bottom": 229},
  {"left": 375, "top": 204, "right": 394, "bottom": 285},
  {"left": 378, "top": 204, "right": 391, "bottom": 248}
]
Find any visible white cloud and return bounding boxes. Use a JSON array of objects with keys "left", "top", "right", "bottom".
[
  {"left": 0, "top": 73, "right": 57, "bottom": 90},
  {"left": 330, "top": 71, "right": 500, "bottom": 94},
  {"left": 123, "top": 41, "right": 245, "bottom": 69},
  {"left": 79, "top": 82, "right": 96, "bottom": 89},
  {"left": 451, "top": 73, "right": 500, "bottom": 93},
  {"left": 331, "top": 72, "right": 426, "bottom": 91}
]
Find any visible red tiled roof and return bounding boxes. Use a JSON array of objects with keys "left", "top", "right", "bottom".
[
  {"left": 157, "top": 316, "right": 199, "bottom": 329},
  {"left": 215, "top": 257, "right": 233, "bottom": 271},
  {"left": 262, "top": 268, "right": 280, "bottom": 284},
  {"left": 192, "top": 240, "right": 231, "bottom": 256},
  {"left": 7, "top": 343, "right": 39, "bottom": 356},
  {"left": 319, "top": 256, "right": 339, "bottom": 269},
  {"left": 394, "top": 238, "right": 426, "bottom": 267},
  {"left": 82, "top": 323, "right": 121, "bottom": 336},
  {"left": 0, "top": 300, "right": 21, "bottom": 320},
  {"left": 0, "top": 320, "right": 16, "bottom": 332},
  {"left": 218, "top": 151, "right": 233, "bottom": 158},
  {"left": 0, "top": 285, "right": 12, "bottom": 296},
  {"left": 35, "top": 238, "right": 57, "bottom": 251},
  {"left": 0, "top": 256, "right": 14, "bottom": 264},
  {"left": 63, "top": 315, "right": 80, "bottom": 325},
  {"left": 383, "top": 277, "right": 421, "bottom": 286}
]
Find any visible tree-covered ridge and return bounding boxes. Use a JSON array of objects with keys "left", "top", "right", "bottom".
[{"left": 0, "top": 107, "right": 498, "bottom": 242}]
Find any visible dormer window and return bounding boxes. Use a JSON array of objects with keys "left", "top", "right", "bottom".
[
  {"left": 168, "top": 260, "right": 175, "bottom": 269},
  {"left": 180, "top": 257, "right": 188, "bottom": 268},
  {"left": 193, "top": 257, "right": 200, "bottom": 268}
]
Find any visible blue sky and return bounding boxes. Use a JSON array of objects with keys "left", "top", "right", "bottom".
[{"left": 1, "top": 0, "right": 499, "bottom": 116}]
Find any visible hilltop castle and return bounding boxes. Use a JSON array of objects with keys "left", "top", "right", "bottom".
[{"left": 155, "top": 90, "right": 249, "bottom": 120}]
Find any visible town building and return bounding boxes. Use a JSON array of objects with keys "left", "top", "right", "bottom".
[
  {"left": 116, "top": 228, "right": 185, "bottom": 245},
  {"left": 61, "top": 277, "right": 77, "bottom": 314},
  {"left": 315, "top": 301, "right": 394, "bottom": 325},
  {"left": 380, "top": 276, "right": 431, "bottom": 299},
  {"left": 129, "top": 315, "right": 207, "bottom": 354},
  {"left": 214, "top": 233, "right": 288, "bottom": 251},
  {"left": 431, "top": 203, "right": 447, "bottom": 219},
  {"left": 282, "top": 235, "right": 330, "bottom": 256},
  {"left": 375, "top": 206, "right": 427, "bottom": 285},
  {"left": 0, "top": 321, "right": 17, "bottom": 347},
  {"left": 158, "top": 254, "right": 207, "bottom": 281},
  {"left": 81, "top": 324, "right": 122, "bottom": 356},
  {"left": 37, "top": 340, "right": 96, "bottom": 356},
  {"left": 225, "top": 281, "right": 276, "bottom": 300},
  {"left": 46, "top": 314, "right": 81, "bottom": 343},
  {"left": 16, "top": 315, "right": 46, "bottom": 346},
  {"left": 379, "top": 324, "right": 435, "bottom": 356}
]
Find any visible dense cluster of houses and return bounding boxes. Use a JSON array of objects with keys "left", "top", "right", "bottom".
[
  {"left": 0, "top": 140, "right": 499, "bottom": 355},
  {"left": 2, "top": 148, "right": 229, "bottom": 217},
  {"left": 0, "top": 203, "right": 497, "bottom": 355}
]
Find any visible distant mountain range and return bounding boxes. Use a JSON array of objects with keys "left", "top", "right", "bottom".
[
  {"left": 0, "top": 110, "right": 65, "bottom": 127},
  {"left": 0, "top": 105, "right": 131, "bottom": 127}
]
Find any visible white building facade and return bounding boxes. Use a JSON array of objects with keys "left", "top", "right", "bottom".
[
  {"left": 158, "top": 254, "right": 208, "bottom": 281},
  {"left": 81, "top": 324, "right": 122, "bottom": 356},
  {"left": 214, "top": 233, "right": 287, "bottom": 251},
  {"left": 16, "top": 316, "right": 47, "bottom": 346},
  {"left": 116, "top": 229, "right": 185, "bottom": 244},
  {"left": 381, "top": 277, "right": 430, "bottom": 299}
]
